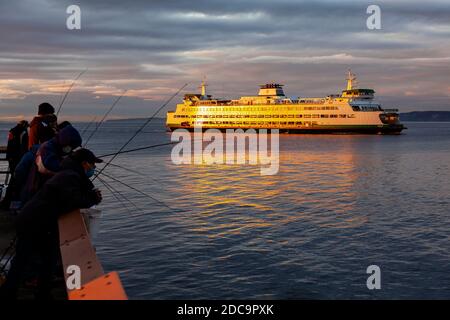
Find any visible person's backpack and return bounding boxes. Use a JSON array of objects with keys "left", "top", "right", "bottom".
[{"left": 6, "top": 122, "right": 29, "bottom": 163}]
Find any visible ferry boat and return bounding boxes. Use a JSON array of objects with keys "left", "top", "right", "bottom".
[{"left": 166, "top": 71, "right": 405, "bottom": 134}]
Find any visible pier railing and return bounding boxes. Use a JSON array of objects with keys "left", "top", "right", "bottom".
[
  {"left": 0, "top": 146, "right": 11, "bottom": 199},
  {"left": 58, "top": 209, "right": 127, "bottom": 300}
]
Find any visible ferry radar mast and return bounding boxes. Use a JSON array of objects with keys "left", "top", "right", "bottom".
[
  {"left": 346, "top": 69, "right": 357, "bottom": 90},
  {"left": 199, "top": 77, "right": 208, "bottom": 99}
]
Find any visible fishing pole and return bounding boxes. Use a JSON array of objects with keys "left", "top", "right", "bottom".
[
  {"left": 0, "top": 237, "right": 16, "bottom": 275},
  {"left": 93, "top": 83, "right": 188, "bottom": 181},
  {"left": 105, "top": 162, "right": 164, "bottom": 185},
  {"left": 97, "top": 135, "right": 207, "bottom": 158},
  {"left": 98, "top": 141, "right": 177, "bottom": 158},
  {"left": 56, "top": 68, "right": 88, "bottom": 116},
  {"left": 58, "top": 80, "right": 66, "bottom": 107},
  {"left": 84, "top": 91, "right": 127, "bottom": 147},
  {"left": 96, "top": 175, "right": 141, "bottom": 213},
  {"left": 98, "top": 171, "right": 179, "bottom": 212},
  {"left": 80, "top": 116, "right": 97, "bottom": 138}
]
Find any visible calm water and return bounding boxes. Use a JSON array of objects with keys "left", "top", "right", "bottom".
[{"left": 2, "top": 120, "right": 450, "bottom": 299}]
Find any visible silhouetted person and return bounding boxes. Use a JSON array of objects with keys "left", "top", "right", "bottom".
[
  {"left": 0, "top": 148, "right": 102, "bottom": 300},
  {"left": 0, "top": 120, "right": 29, "bottom": 209},
  {"left": 28, "top": 103, "right": 56, "bottom": 149}
]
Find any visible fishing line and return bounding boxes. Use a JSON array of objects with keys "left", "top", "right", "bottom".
[
  {"left": 98, "top": 171, "right": 179, "bottom": 213},
  {"left": 98, "top": 141, "right": 177, "bottom": 158},
  {"left": 93, "top": 83, "right": 188, "bottom": 181},
  {"left": 56, "top": 68, "right": 88, "bottom": 116},
  {"left": 96, "top": 175, "right": 140, "bottom": 213},
  {"left": 84, "top": 91, "right": 127, "bottom": 147},
  {"left": 97, "top": 137, "right": 206, "bottom": 158},
  {"left": 105, "top": 162, "right": 164, "bottom": 185}
]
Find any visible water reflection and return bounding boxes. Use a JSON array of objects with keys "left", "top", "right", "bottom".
[{"left": 165, "top": 133, "right": 370, "bottom": 239}]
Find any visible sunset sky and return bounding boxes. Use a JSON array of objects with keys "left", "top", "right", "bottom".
[{"left": 1, "top": 0, "right": 450, "bottom": 121}]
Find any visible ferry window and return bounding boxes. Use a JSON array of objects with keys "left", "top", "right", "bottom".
[
  {"left": 288, "top": 122, "right": 294, "bottom": 125},
  {"left": 321, "top": 114, "right": 329, "bottom": 118},
  {"left": 348, "top": 114, "right": 356, "bottom": 118},
  {"left": 304, "top": 114, "right": 311, "bottom": 118},
  {"left": 288, "top": 115, "right": 294, "bottom": 118},
  {"left": 339, "top": 114, "right": 347, "bottom": 118},
  {"left": 273, "top": 115, "right": 279, "bottom": 118},
  {"left": 295, "top": 122, "right": 302, "bottom": 125},
  {"left": 312, "top": 114, "right": 320, "bottom": 118},
  {"left": 295, "top": 114, "right": 302, "bottom": 118}
]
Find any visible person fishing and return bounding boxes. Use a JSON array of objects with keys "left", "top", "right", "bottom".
[
  {"left": 20, "top": 124, "right": 82, "bottom": 204},
  {"left": 12, "top": 115, "right": 59, "bottom": 209},
  {"left": 28, "top": 103, "right": 57, "bottom": 150},
  {"left": 0, "top": 120, "right": 29, "bottom": 209},
  {"left": 0, "top": 148, "right": 103, "bottom": 300}
]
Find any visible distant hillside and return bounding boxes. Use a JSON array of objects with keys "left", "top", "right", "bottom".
[{"left": 400, "top": 111, "right": 450, "bottom": 122}]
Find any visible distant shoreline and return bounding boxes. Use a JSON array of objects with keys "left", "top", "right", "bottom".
[{"left": 399, "top": 111, "right": 450, "bottom": 122}]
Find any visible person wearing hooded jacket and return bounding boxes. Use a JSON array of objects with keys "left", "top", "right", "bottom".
[
  {"left": 20, "top": 124, "right": 82, "bottom": 205},
  {"left": 0, "top": 148, "right": 103, "bottom": 299},
  {"left": 28, "top": 102, "right": 56, "bottom": 150},
  {"left": 2, "top": 115, "right": 58, "bottom": 210}
]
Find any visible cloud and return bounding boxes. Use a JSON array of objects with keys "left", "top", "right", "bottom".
[{"left": 0, "top": 0, "right": 450, "bottom": 120}]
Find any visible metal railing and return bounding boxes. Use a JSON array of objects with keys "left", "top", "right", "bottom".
[{"left": 0, "top": 146, "right": 11, "bottom": 199}]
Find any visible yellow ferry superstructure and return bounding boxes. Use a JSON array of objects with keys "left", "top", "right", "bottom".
[{"left": 166, "top": 71, "right": 405, "bottom": 134}]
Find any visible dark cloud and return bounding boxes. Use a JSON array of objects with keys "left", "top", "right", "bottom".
[{"left": 1, "top": 0, "right": 450, "bottom": 120}]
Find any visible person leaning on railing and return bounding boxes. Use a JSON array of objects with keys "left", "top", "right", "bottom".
[{"left": 0, "top": 148, "right": 102, "bottom": 300}]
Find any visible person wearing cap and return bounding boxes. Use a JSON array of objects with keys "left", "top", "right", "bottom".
[
  {"left": 0, "top": 148, "right": 102, "bottom": 299},
  {"left": 28, "top": 102, "right": 56, "bottom": 150}
]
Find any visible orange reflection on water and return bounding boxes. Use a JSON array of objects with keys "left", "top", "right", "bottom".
[{"left": 165, "top": 134, "right": 373, "bottom": 237}]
